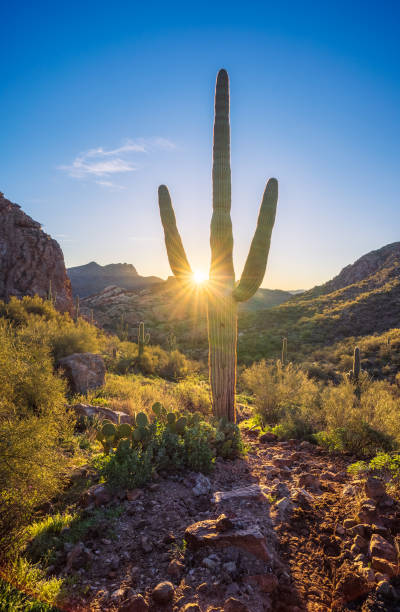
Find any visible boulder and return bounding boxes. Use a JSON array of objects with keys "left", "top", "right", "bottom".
[
  {"left": 58, "top": 353, "right": 106, "bottom": 394},
  {"left": 71, "top": 402, "right": 133, "bottom": 424},
  {"left": 245, "top": 572, "right": 279, "bottom": 593},
  {"left": 371, "top": 557, "right": 397, "bottom": 578},
  {"left": 0, "top": 192, "right": 72, "bottom": 312},
  {"left": 259, "top": 432, "right": 278, "bottom": 444},
  {"left": 185, "top": 517, "right": 272, "bottom": 562},
  {"left": 223, "top": 598, "right": 250, "bottom": 612}
]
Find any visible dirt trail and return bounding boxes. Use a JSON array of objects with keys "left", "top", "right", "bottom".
[{"left": 64, "top": 431, "right": 400, "bottom": 612}]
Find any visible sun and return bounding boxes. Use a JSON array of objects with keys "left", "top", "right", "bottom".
[{"left": 192, "top": 269, "right": 208, "bottom": 285}]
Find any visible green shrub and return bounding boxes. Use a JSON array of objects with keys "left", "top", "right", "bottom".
[
  {"left": 0, "top": 319, "right": 73, "bottom": 555},
  {"left": 314, "top": 422, "right": 393, "bottom": 456}
]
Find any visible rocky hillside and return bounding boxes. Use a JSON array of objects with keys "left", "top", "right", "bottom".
[
  {"left": 0, "top": 191, "right": 72, "bottom": 312},
  {"left": 239, "top": 241, "right": 400, "bottom": 363},
  {"left": 80, "top": 280, "right": 292, "bottom": 356},
  {"left": 68, "top": 262, "right": 162, "bottom": 298}
]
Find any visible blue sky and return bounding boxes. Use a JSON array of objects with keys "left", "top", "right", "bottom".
[{"left": 1, "top": 1, "right": 399, "bottom": 290}]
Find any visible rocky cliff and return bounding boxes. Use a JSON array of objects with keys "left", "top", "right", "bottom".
[{"left": 0, "top": 192, "right": 73, "bottom": 311}]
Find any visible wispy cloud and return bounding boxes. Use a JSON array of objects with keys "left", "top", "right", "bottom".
[{"left": 58, "top": 138, "right": 176, "bottom": 187}]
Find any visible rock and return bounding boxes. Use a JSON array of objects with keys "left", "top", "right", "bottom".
[
  {"left": 152, "top": 581, "right": 174, "bottom": 604},
  {"left": 245, "top": 573, "right": 279, "bottom": 593},
  {"left": 343, "top": 518, "right": 357, "bottom": 529},
  {"left": 80, "top": 484, "right": 111, "bottom": 508},
  {"left": 58, "top": 353, "right": 106, "bottom": 394},
  {"left": 342, "top": 484, "right": 358, "bottom": 496},
  {"left": 369, "top": 534, "right": 396, "bottom": 562},
  {"left": 298, "top": 473, "right": 321, "bottom": 491},
  {"left": 270, "top": 482, "right": 290, "bottom": 498},
  {"left": 203, "top": 557, "right": 218, "bottom": 570},
  {"left": 126, "top": 489, "right": 143, "bottom": 502},
  {"left": 216, "top": 514, "right": 235, "bottom": 532},
  {"left": 259, "top": 432, "right": 278, "bottom": 444},
  {"left": 180, "top": 604, "right": 201, "bottom": 612},
  {"left": 111, "top": 588, "right": 125, "bottom": 599},
  {"left": 299, "top": 441, "right": 313, "bottom": 450},
  {"left": 192, "top": 473, "right": 211, "bottom": 497},
  {"left": 272, "top": 457, "right": 292, "bottom": 468},
  {"left": 140, "top": 536, "right": 153, "bottom": 553},
  {"left": 0, "top": 192, "right": 73, "bottom": 312},
  {"left": 222, "top": 561, "right": 237, "bottom": 574},
  {"left": 71, "top": 402, "right": 133, "bottom": 424},
  {"left": 120, "top": 593, "right": 149, "bottom": 612},
  {"left": 65, "top": 542, "right": 93, "bottom": 571},
  {"left": 275, "top": 497, "right": 293, "bottom": 520},
  {"left": 371, "top": 557, "right": 397, "bottom": 578},
  {"left": 185, "top": 518, "right": 272, "bottom": 562},
  {"left": 223, "top": 598, "right": 250, "bottom": 612},
  {"left": 167, "top": 559, "right": 184, "bottom": 577},
  {"left": 213, "top": 485, "right": 264, "bottom": 504},
  {"left": 353, "top": 535, "right": 368, "bottom": 551},
  {"left": 365, "top": 477, "right": 386, "bottom": 500},
  {"left": 335, "top": 570, "right": 371, "bottom": 603}
]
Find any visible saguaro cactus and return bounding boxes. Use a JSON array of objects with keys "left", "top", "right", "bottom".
[
  {"left": 138, "top": 321, "right": 150, "bottom": 359},
  {"left": 158, "top": 69, "right": 278, "bottom": 421},
  {"left": 281, "top": 337, "right": 288, "bottom": 366}
]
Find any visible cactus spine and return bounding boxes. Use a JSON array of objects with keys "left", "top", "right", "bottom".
[
  {"left": 158, "top": 70, "right": 278, "bottom": 421},
  {"left": 138, "top": 322, "right": 150, "bottom": 359},
  {"left": 281, "top": 337, "right": 287, "bottom": 365}
]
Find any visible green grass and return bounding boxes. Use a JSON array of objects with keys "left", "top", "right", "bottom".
[
  {"left": 0, "top": 559, "right": 63, "bottom": 609},
  {"left": 0, "top": 577, "right": 60, "bottom": 611}
]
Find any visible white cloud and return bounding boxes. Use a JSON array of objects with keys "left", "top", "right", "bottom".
[{"left": 58, "top": 138, "right": 176, "bottom": 187}]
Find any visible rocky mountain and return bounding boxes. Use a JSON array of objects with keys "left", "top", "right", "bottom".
[
  {"left": 68, "top": 262, "right": 162, "bottom": 297},
  {"left": 0, "top": 191, "right": 72, "bottom": 312},
  {"left": 238, "top": 241, "right": 400, "bottom": 362}
]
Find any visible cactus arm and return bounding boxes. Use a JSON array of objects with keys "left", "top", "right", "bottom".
[
  {"left": 158, "top": 185, "right": 192, "bottom": 280},
  {"left": 232, "top": 178, "right": 278, "bottom": 302},
  {"left": 210, "top": 69, "right": 234, "bottom": 283}
]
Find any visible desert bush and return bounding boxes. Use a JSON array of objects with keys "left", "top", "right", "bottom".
[
  {"left": 174, "top": 377, "right": 211, "bottom": 415},
  {"left": 0, "top": 321, "right": 73, "bottom": 554},
  {"left": 241, "top": 360, "right": 321, "bottom": 429},
  {"left": 107, "top": 339, "right": 199, "bottom": 380}
]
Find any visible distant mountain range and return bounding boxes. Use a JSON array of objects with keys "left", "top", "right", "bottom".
[
  {"left": 67, "top": 262, "right": 163, "bottom": 297},
  {"left": 74, "top": 242, "right": 400, "bottom": 371}
]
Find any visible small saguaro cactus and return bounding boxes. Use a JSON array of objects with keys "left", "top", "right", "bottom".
[
  {"left": 158, "top": 69, "right": 278, "bottom": 421},
  {"left": 137, "top": 321, "right": 150, "bottom": 359},
  {"left": 281, "top": 337, "right": 288, "bottom": 366},
  {"left": 348, "top": 346, "right": 361, "bottom": 383},
  {"left": 75, "top": 295, "right": 80, "bottom": 322}
]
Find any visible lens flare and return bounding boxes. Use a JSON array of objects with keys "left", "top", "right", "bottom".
[{"left": 192, "top": 269, "right": 208, "bottom": 284}]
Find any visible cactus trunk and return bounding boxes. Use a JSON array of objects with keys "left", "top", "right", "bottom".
[
  {"left": 158, "top": 69, "right": 278, "bottom": 421},
  {"left": 208, "top": 293, "right": 237, "bottom": 421}
]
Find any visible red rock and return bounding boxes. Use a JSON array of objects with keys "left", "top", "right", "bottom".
[
  {"left": 80, "top": 484, "right": 111, "bottom": 507},
  {"left": 185, "top": 518, "right": 272, "bottom": 562},
  {"left": 298, "top": 473, "right": 321, "bottom": 491},
  {"left": 0, "top": 192, "right": 73, "bottom": 312},
  {"left": 336, "top": 571, "right": 371, "bottom": 602},
  {"left": 223, "top": 598, "right": 250, "bottom": 612},
  {"left": 245, "top": 572, "right": 279, "bottom": 592},
  {"left": 371, "top": 557, "right": 397, "bottom": 578},
  {"left": 152, "top": 581, "right": 174, "bottom": 604},
  {"left": 58, "top": 353, "right": 106, "bottom": 394},
  {"left": 365, "top": 477, "right": 386, "bottom": 500},
  {"left": 167, "top": 558, "right": 184, "bottom": 577},
  {"left": 126, "top": 489, "right": 143, "bottom": 502},
  {"left": 369, "top": 534, "right": 396, "bottom": 562},
  {"left": 259, "top": 432, "right": 278, "bottom": 444},
  {"left": 120, "top": 594, "right": 149, "bottom": 612}
]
